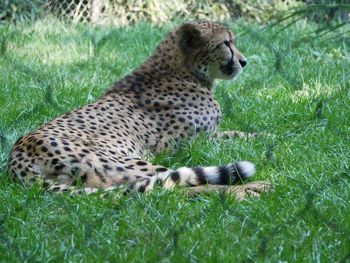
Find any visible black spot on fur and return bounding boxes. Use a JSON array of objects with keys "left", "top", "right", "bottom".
[
  {"left": 116, "top": 166, "right": 125, "bottom": 172},
  {"left": 81, "top": 173, "right": 88, "bottom": 182},
  {"left": 193, "top": 167, "right": 207, "bottom": 184},
  {"left": 170, "top": 171, "right": 180, "bottom": 182},
  {"left": 136, "top": 161, "right": 148, "bottom": 166},
  {"left": 41, "top": 146, "right": 48, "bottom": 152},
  {"left": 138, "top": 184, "right": 146, "bottom": 193},
  {"left": 155, "top": 167, "right": 168, "bottom": 173},
  {"left": 55, "top": 164, "right": 65, "bottom": 171},
  {"left": 103, "top": 164, "right": 112, "bottom": 170},
  {"left": 218, "top": 165, "right": 233, "bottom": 185},
  {"left": 63, "top": 146, "right": 72, "bottom": 152},
  {"left": 52, "top": 186, "right": 60, "bottom": 192}
]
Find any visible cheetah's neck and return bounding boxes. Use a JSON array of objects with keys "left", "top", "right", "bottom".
[{"left": 108, "top": 30, "right": 213, "bottom": 94}]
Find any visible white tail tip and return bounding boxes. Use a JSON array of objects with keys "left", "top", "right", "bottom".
[{"left": 237, "top": 161, "right": 256, "bottom": 178}]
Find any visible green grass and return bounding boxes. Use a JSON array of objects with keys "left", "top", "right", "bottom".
[{"left": 1, "top": 17, "right": 350, "bottom": 262}]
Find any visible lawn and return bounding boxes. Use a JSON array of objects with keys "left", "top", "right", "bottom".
[{"left": 0, "top": 18, "right": 349, "bottom": 262}]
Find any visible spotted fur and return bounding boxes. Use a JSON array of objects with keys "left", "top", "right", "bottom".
[{"left": 7, "top": 21, "right": 255, "bottom": 194}]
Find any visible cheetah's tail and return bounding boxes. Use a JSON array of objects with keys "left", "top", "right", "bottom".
[
  {"left": 159, "top": 161, "right": 255, "bottom": 187},
  {"left": 95, "top": 161, "right": 255, "bottom": 195},
  {"left": 131, "top": 161, "right": 256, "bottom": 192},
  {"left": 42, "top": 160, "right": 256, "bottom": 194}
]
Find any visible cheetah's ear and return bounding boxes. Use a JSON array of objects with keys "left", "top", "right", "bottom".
[{"left": 179, "top": 23, "right": 203, "bottom": 54}]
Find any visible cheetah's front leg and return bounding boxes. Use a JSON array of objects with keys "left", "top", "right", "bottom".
[
  {"left": 216, "top": 131, "right": 274, "bottom": 139},
  {"left": 184, "top": 181, "right": 272, "bottom": 201}
]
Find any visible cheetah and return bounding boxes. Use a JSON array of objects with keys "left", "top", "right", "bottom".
[{"left": 7, "top": 21, "right": 270, "bottom": 199}]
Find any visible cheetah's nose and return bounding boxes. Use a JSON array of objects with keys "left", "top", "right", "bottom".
[{"left": 239, "top": 59, "right": 247, "bottom": 68}]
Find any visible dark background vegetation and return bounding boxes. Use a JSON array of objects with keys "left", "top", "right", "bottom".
[
  {"left": 0, "top": 0, "right": 349, "bottom": 25},
  {"left": 1, "top": 0, "right": 349, "bottom": 44}
]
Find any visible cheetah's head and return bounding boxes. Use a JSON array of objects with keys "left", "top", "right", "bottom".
[{"left": 178, "top": 21, "right": 247, "bottom": 84}]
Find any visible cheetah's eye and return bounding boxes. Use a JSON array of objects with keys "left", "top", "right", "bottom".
[{"left": 224, "top": 41, "right": 230, "bottom": 47}]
